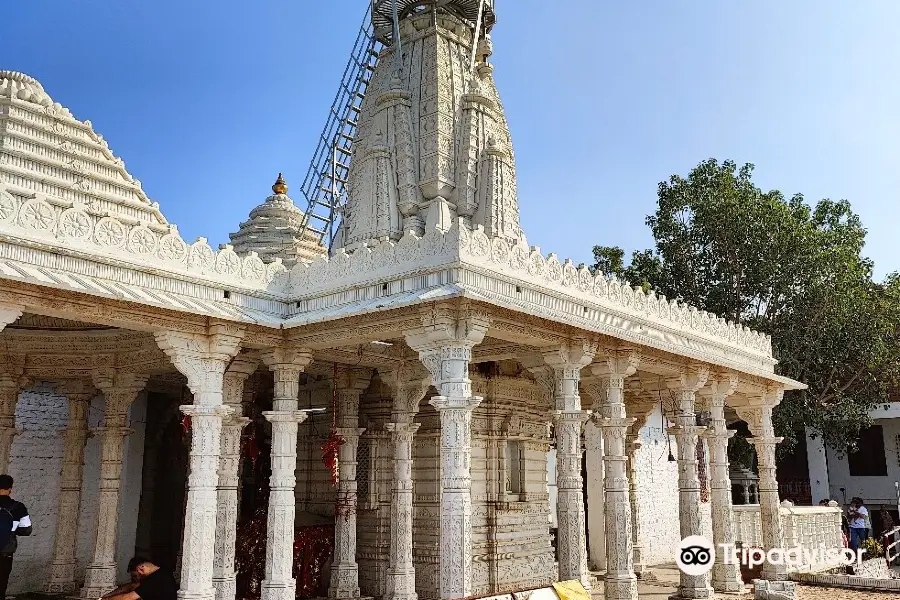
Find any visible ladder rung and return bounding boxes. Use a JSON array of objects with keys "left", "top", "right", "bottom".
[{"left": 335, "top": 146, "right": 352, "bottom": 155}]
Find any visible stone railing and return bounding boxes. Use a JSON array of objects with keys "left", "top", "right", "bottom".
[
  {"left": 285, "top": 222, "right": 774, "bottom": 362},
  {"left": 732, "top": 504, "right": 844, "bottom": 572}
]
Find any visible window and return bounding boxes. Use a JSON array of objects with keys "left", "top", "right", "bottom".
[
  {"left": 357, "top": 437, "right": 373, "bottom": 507},
  {"left": 505, "top": 440, "right": 524, "bottom": 495},
  {"left": 848, "top": 425, "right": 888, "bottom": 476}
]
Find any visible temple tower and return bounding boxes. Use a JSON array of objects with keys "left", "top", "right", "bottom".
[{"left": 337, "top": 0, "right": 525, "bottom": 250}]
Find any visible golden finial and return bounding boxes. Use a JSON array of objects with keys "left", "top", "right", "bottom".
[{"left": 272, "top": 173, "right": 288, "bottom": 195}]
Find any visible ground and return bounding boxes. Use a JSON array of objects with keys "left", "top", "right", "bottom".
[{"left": 599, "top": 566, "right": 900, "bottom": 599}]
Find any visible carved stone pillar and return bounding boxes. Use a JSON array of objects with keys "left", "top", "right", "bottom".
[
  {"left": 0, "top": 309, "right": 24, "bottom": 474},
  {"left": 259, "top": 348, "right": 314, "bottom": 600},
  {"left": 405, "top": 308, "right": 489, "bottom": 600},
  {"left": 213, "top": 356, "right": 258, "bottom": 600},
  {"left": 739, "top": 395, "right": 786, "bottom": 582},
  {"left": 384, "top": 368, "right": 431, "bottom": 600},
  {"left": 700, "top": 376, "right": 743, "bottom": 593},
  {"left": 587, "top": 351, "right": 639, "bottom": 600},
  {"left": 0, "top": 371, "right": 25, "bottom": 474},
  {"left": 542, "top": 342, "right": 596, "bottom": 592},
  {"left": 81, "top": 372, "right": 149, "bottom": 598},
  {"left": 666, "top": 366, "right": 711, "bottom": 600},
  {"left": 624, "top": 405, "right": 653, "bottom": 580},
  {"left": 47, "top": 380, "right": 94, "bottom": 593},
  {"left": 584, "top": 419, "right": 605, "bottom": 571},
  {"left": 329, "top": 366, "right": 372, "bottom": 600},
  {"left": 156, "top": 325, "right": 245, "bottom": 600}
]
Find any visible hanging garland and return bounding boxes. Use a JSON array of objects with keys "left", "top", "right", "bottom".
[
  {"left": 321, "top": 430, "right": 344, "bottom": 486},
  {"left": 322, "top": 363, "right": 357, "bottom": 520}
]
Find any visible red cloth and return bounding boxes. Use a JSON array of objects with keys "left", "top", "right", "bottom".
[{"left": 235, "top": 513, "right": 334, "bottom": 600}]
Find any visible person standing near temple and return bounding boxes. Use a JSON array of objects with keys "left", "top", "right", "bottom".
[
  {"left": 848, "top": 497, "right": 870, "bottom": 551},
  {"left": 0, "top": 474, "right": 32, "bottom": 600}
]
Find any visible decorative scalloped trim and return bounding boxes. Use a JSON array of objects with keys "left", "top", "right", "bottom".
[
  {"left": 285, "top": 221, "right": 774, "bottom": 359},
  {"left": 0, "top": 185, "right": 287, "bottom": 291}
]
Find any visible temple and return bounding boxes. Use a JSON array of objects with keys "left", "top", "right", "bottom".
[{"left": 0, "top": 3, "right": 837, "bottom": 600}]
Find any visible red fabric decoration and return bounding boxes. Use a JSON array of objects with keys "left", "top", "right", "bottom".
[
  {"left": 181, "top": 415, "right": 191, "bottom": 435},
  {"left": 321, "top": 430, "right": 344, "bottom": 487},
  {"left": 235, "top": 504, "right": 334, "bottom": 600}
]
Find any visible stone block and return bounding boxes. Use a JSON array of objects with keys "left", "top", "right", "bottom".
[{"left": 753, "top": 579, "right": 796, "bottom": 600}]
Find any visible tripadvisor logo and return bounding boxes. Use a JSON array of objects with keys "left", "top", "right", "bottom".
[
  {"left": 675, "top": 535, "right": 866, "bottom": 575},
  {"left": 676, "top": 536, "right": 715, "bottom": 576}
]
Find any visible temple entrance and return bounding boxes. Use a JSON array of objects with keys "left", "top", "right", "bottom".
[{"left": 133, "top": 371, "right": 336, "bottom": 600}]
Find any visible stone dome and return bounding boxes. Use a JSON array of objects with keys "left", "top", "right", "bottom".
[{"left": 229, "top": 174, "right": 326, "bottom": 268}]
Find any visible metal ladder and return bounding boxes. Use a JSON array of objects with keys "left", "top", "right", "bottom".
[{"left": 298, "top": 4, "right": 382, "bottom": 251}]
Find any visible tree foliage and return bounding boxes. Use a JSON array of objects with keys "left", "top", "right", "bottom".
[{"left": 593, "top": 159, "right": 900, "bottom": 452}]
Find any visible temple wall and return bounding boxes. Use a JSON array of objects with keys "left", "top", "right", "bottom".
[
  {"left": 7, "top": 385, "right": 146, "bottom": 594},
  {"left": 409, "top": 373, "right": 555, "bottom": 599},
  {"left": 632, "top": 406, "right": 712, "bottom": 566}
]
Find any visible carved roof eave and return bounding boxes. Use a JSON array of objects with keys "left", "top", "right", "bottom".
[
  {"left": 284, "top": 281, "right": 801, "bottom": 391},
  {"left": 0, "top": 251, "right": 284, "bottom": 329}
]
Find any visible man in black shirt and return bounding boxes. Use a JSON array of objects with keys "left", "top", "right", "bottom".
[
  {"left": 102, "top": 558, "right": 176, "bottom": 600},
  {"left": 0, "top": 474, "right": 32, "bottom": 600}
]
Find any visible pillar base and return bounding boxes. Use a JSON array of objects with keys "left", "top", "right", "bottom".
[
  {"left": 177, "top": 591, "right": 216, "bottom": 600},
  {"left": 603, "top": 577, "right": 637, "bottom": 600},
  {"left": 213, "top": 575, "right": 237, "bottom": 600},
  {"left": 81, "top": 564, "right": 117, "bottom": 598},
  {"left": 261, "top": 580, "right": 297, "bottom": 600},
  {"left": 47, "top": 582, "right": 78, "bottom": 594},
  {"left": 47, "top": 560, "right": 78, "bottom": 594},
  {"left": 668, "top": 585, "right": 713, "bottom": 600}
]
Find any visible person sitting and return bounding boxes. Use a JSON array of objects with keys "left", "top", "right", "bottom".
[
  {"left": 100, "top": 557, "right": 176, "bottom": 600},
  {"left": 100, "top": 557, "right": 144, "bottom": 599}
]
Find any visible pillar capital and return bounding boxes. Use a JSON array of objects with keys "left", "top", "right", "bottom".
[
  {"left": 699, "top": 373, "right": 739, "bottom": 405},
  {"left": 56, "top": 379, "right": 97, "bottom": 402},
  {"left": 260, "top": 346, "right": 314, "bottom": 374},
  {"left": 667, "top": 365, "right": 711, "bottom": 394},
  {"left": 223, "top": 355, "right": 258, "bottom": 415},
  {"left": 262, "top": 410, "right": 311, "bottom": 424},
  {"left": 156, "top": 326, "right": 245, "bottom": 401},
  {"left": 385, "top": 421, "right": 421, "bottom": 438},
  {"left": 403, "top": 305, "right": 491, "bottom": 354},
  {"left": 544, "top": 339, "right": 600, "bottom": 371},
  {"left": 92, "top": 371, "right": 148, "bottom": 428},
  {"left": 429, "top": 394, "right": 481, "bottom": 413},
  {"left": 333, "top": 364, "right": 373, "bottom": 392},
  {"left": 589, "top": 348, "right": 640, "bottom": 379},
  {"left": 0, "top": 306, "right": 23, "bottom": 331},
  {"left": 385, "top": 369, "right": 432, "bottom": 421},
  {"left": 737, "top": 391, "right": 783, "bottom": 438}
]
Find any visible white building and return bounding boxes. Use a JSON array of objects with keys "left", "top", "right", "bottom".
[{"left": 807, "top": 401, "right": 900, "bottom": 525}]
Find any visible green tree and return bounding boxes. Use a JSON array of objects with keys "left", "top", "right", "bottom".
[{"left": 594, "top": 158, "right": 900, "bottom": 452}]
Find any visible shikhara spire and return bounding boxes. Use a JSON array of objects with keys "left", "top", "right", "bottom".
[{"left": 335, "top": 0, "right": 525, "bottom": 251}]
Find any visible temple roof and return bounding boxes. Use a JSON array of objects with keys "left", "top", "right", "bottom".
[
  {"left": 0, "top": 70, "right": 168, "bottom": 226},
  {"left": 229, "top": 174, "right": 326, "bottom": 268}
]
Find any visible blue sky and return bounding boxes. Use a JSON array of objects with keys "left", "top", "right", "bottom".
[{"left": 6, "top": 1, "right": 899, "bottom": 279}]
